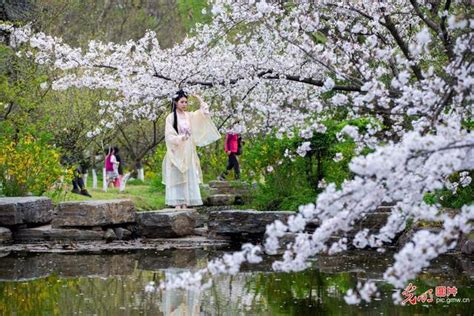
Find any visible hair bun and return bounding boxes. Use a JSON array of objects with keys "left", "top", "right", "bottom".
[{"left": 173, "top": 89, "right": 188, "bottom": 101}]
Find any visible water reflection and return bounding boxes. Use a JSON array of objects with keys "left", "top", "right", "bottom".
[{"left": 0, "top": 249, "right": 471, "bottom": 315}]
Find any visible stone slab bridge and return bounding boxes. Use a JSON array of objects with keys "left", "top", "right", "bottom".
[{"left": 0, "top": 181, "right": 472, "bottom": 256}]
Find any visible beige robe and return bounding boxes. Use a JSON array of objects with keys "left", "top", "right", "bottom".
[{"left": 162, "top": 107, "right": 220, "bottom": 206}]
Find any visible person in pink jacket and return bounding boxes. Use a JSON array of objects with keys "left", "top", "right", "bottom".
[{"left": 218, "top": 129, "right": 241, "bottom": 180}]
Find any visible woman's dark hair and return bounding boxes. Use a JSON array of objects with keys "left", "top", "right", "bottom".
[{"left": 171, "top": 89, "right": 187, "bottom": 133}]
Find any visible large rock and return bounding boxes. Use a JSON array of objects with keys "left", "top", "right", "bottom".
[
  {"left": 52, "top": 199, "right": 136, "bottom": 228},
  {"left": 137, "top": 210, "right": 196, "bottom": 238},
  {"left": 208, "top": 210, "right": 295, "bottom": 238},
  {"left": 330, "top": 211, "right": 392, "bottom": 247},
  {"left": 396, "top": 223, "right": 467, "bottom": 254},
  {"left": 14, "top": 224, "right": 104, "bottom": 242},
  {"left": 0, "top": 197, "right": 53, "bottom": 226},
  {"left": 0, "top": 227, "right": 12, "bottom": 244}
]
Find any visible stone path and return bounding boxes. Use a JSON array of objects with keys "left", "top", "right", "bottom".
[{"left": 1, "top": 192, "right": 472, "bottom": 256}]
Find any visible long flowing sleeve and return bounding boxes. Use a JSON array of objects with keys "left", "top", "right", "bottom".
[
  {"left": 164, "top": 114, "right": 188, "bottom": 173},
  {"left": 190, "top": 101, "right": 220, "bottom": 147}
]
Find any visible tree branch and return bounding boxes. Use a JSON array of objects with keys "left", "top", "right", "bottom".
[
  {"left": 153, "top": 69, "right": 362, "bottom": 92},
  {"left": 439, "top": 0, "right": 453, "bottom": 59},
  {"left": 383, "top": 14, "right": 425, "bottom": 81},
  {"left": 0, "top": 102, "right": 14, "bottom": 121},
  {"left": 408, "top": 0, "right": 441, "bottom": 34}
]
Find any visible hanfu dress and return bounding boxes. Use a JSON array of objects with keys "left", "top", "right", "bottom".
[{"left": 162, "top": 102, "right": 220, "bottom": 206}]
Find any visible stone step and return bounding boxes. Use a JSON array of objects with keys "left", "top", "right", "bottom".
[
  {"left": 206, "top": 194, "right": 243, "bottom": 206},
  {"left": 13, "top": 224, "right": 104, "bottom": 242},
  {"left": 208, "top": 180, "right": 250, "bottom": 190},
  {"left": 52, "top": 199, "right": 136, "bottom": 228},
  {"left": 0, "top": 197, "right": 53, "bottom": 226},
  {"left": 137, "top": 210, "right": 196, "bottom": 238},
  {"left": 208, "top": 210, "right": 295, "bottom": 239},
  {"left": 209, "top": 187, "right": 250, "bottom": 196}
]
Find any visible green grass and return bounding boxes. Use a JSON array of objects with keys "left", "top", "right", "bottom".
[{"left": 48, "top": 184, "right": 166, "bottom": 211}]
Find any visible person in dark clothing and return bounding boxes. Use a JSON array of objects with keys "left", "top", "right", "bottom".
[
  {"left": 71, "top": 165, "right": 92, "bottom": 197},
  {"left": 218, "top": 132, "right": 241, "bottom": 180},
  {"left": 113, "top": 146, "right": 123, "bottom": 188}
]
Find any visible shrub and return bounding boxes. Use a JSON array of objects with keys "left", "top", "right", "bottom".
[
  {"left": 424, "top": 170, "right": 474, "bottom": 209},
  {"left": 0, "top": 127, "right": 69, "bottom": 196},
  {"left": 242, "top": 117, "right": 377, "bottom": 211}
]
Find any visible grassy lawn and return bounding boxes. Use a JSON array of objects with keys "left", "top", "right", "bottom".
[{"left": 49, "top": 184, "right": 166, "bottom": 211}]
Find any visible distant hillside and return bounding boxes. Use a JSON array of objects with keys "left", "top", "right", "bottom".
[{"left": 1, "top": 0, "right": 210, "bottom": 48}]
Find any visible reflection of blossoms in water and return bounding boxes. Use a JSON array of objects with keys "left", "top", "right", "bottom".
[{"left": 344, "top": 281, "right": 379, "bottom": 305}]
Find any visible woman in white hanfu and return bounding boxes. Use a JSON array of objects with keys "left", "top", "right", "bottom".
[{"left": 162, "top": 90, "right": 220, "bottom": 209}]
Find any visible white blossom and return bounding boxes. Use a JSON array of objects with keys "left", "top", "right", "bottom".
[{"left": 333, "top": 153, "right": 344, "bottom": 162}]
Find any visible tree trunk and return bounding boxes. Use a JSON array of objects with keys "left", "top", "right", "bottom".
[
  {"left": 82, "top": 172, "right": 88, "bottom": 188},
  {"left": 138, "top": 168, "right": 144, "bottom": 181},
  {"left": 102, "top": 168, "right": 107, "bottom": 192},
  {"left": 119, "top": 173, "right": 131, "bottom": 192},
  {"left": 136, "top": 160, "right": 144, "bottom": 181},
  {"left": 92, "top": 169, "right": 98, "bottom": 189}
]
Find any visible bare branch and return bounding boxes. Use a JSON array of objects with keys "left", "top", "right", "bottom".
[
  {"left": 383, "top": 15, "right": 425, "bottom": 81},
  {"left": 408, "top": 0, "right": 441, "bottom": 34}
]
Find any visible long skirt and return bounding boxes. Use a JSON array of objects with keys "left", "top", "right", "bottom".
[{"left": 165, "top": 159, "right": 203, "bottom": 207}]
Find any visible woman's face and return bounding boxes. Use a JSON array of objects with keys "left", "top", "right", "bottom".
[{"left": 175, "top": 97, "right": 188, "bottom": 111}]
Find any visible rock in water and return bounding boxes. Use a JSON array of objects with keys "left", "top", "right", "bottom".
[{"left": 208, "top": 210, "right": 294, "bottom": 239}]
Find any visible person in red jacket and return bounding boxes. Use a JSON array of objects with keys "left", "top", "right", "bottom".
[{"left": 218, "top": 131, "right": 241, "bottom": 180}]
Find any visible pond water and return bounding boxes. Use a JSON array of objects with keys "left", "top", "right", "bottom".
[{"left": 0, "top": 248, "right": 472, "bottom": 315}]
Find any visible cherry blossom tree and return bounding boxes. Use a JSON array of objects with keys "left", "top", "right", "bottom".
[{"left": 1, "top": 0, "right": 472, "bottom": 304}]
